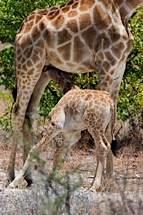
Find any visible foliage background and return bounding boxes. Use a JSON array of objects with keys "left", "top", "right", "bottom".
[{"left": 0, "top": 0, "right": 143, "bottom": 121}]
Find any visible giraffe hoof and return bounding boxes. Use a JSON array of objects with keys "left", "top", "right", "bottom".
[
  {"left": 83, "top": 184, "right": 92, "bottom": 190},
  {"left": 5, "top": 177, "right": 14, "bottom": 187},
  {"left": 8, "top": 178, "right": 26, "bottom": 189},
  {"left": 83, "top": 184, "right": 98, "bottom": 192},
  {"left": 5, "top": 179, "right": 11, "bottom": 187},
  {"left": 8, "top": 182, "right": 17, "bottom": 189},
  {"left": 89, "top": 186, "right": 97, "bottom": 192},
  {"left": 5, "top": 173, "right": 15, "bottom": 187}
]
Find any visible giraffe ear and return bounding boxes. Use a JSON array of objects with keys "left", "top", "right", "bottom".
[{"left": 71, "top": 85, "right": 80, "bottom": 90}]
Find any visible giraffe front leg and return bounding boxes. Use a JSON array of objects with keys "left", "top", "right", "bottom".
[{"left": 53, "top": 131, "right": 81, "bottom": 170}]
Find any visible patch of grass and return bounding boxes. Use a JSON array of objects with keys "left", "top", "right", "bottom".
[
  {"left": 0, "top": 106, "right": 13, "bottom": 131},
  {"left": 0, "top": 90, "right": 13, "bottom": 130},
  {"left": 0, "top": 90, "right": 13, "bottom": 102}
]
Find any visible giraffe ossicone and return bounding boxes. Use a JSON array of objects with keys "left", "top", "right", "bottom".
[
  {"left": 6, "top": 0, "right": 143, "bottom": 186},
  {"left": 9, "top": 86, "right": 115, "bottom": 190}
]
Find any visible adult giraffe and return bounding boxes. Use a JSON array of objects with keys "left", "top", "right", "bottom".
[{"left": 6, "top": 0, "right": 143, "bottom": 186}]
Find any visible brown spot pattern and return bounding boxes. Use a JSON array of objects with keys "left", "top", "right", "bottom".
[
  {"left": 58, "top": 29, "right": 72, "bottom": 45},
  {"left": 108, "top": 26, "right": 120, "bottom": 42},
  {"left": 49, "top": 51, "right": 63, "bottom": 65},
  {"left": 35, "top": 14, "right": 43, "bottom": 24},
  {"left": 79, "top": 13, "right": 91, "bottom": 30},
  {"left": 79, "top": 5, "right": 88, "bottom": 12},
  {"left": 27, "top": 60, "right": 33, "bottom": 68},
  {"left": 58, "top": 43, "right": 71, "bottom": 61},
  {"left": 73, "top": 36, "right": 85, "bottom": 62},
  {"left": 102, "top": 61, "right": 111, "bottom": 71},
  {"left": 43, "top": 29, "right": 55, "bottom": 48},
  {"left": 105, "top": 52, "right": 116, "bottom": 65},
  {"left": 67, "top": 19, "right": 78, "bottom": 33},
  {"left": 62, "top": 6, "right": 70, "bottom": 13},
  {"left": 68, "top": 10, "right": 78, "bottom": 17},
  {"left": 23, "top": 47, "right": 33, "bottom": 59},
  {"left": 52, "top": 15, "right": 65, "bottom": 28},
  {"left": 32, "top": 26, "right": 40, "bottom": 42},
  {"left": 82, "top": 27, "right": 97, "bottom": 47},
  {"left": 93, "top": 5, "right": 111, "bottom": 30},
  {"left": 23, "top": 21, "right": 34, "bottom": 33},
  {"left": 72, "top": 2, "right": 78, "bottom": 9}
]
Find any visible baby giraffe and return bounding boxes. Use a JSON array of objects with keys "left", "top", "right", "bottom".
[{"left": 9, "top": 86, "right": 115, "bottom": 191}]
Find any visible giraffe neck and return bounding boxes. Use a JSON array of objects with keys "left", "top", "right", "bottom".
[{"left": 115, "top": 0, "right": 143, "bottom": 23}]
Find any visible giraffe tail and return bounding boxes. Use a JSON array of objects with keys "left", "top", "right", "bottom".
[
  {"left": 12, "top": 87, "right": 17, "bottom": 102},
  {"left": 110, "top": 102, "right": 118, "bottom": 156},
  {"left": 111, "top": 139, "right": 118, "bottom": 156}
]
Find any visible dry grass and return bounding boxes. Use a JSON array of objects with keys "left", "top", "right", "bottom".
[{"left": 1, "top": 132, "right": 143, "bottom": 195}]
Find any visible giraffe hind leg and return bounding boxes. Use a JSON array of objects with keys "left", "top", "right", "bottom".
[
  {"left": 8, "top": 116, "right": 64, "bottom": 188},
  {"left": 86, "top": 125, "right": 109, "bottom": 191},
  {"left": 91, "top": 134, "right": 110, "bottom": 191},
  {"left": 22, "top": 72, "right": 51, "bottom": 186},
  {"left": 6, "top": 61, "right": 46, "bottom": 185}
]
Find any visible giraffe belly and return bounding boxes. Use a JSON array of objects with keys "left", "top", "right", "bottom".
[
  {"left": 47, "top": 45, "right": 97, "bottom": 73},
  {"left": 63, "top": 115, "right": 86, "bottom": 133},
  {"left": 48, "top": 59, "right": 97, "bottom": 73}
]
